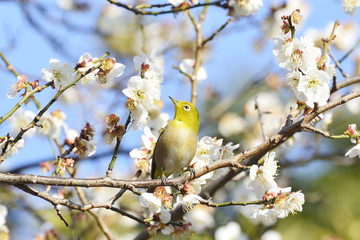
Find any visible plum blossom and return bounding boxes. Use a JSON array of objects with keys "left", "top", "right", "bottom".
[
  {"left": 169, "top": 0, "right": 186, "bottom": 7},
  {"left": 73, "top": 122, "right": 97, "bottom": 159},
  {"left": 251, "top": 188, "right": 305, "bottom": 223},
  {"left": 129, "top": 127, "right": 157, "bottom": 172},
  {"left": 37, "top": 111, "right": 64, "bottom": 139},
  {"left": 174, "top": 193, "right": 205, "bottom": 212},
  {"left": 261, "top": 230, "right": 282, "bottom": 240},
  {"left": 184, "top": 205, "right": 214, "bottom": 234},
  {"left": 42, "top": 58, "right": 75, "bottom": 90},
  {"left": 214, "top": 221, "right": 248, "bottom": 240},
  {"left": 179, "top": 59, "right": 207, "bottom": 82},
  {"left": 8, "top": 108, "right": 36, "bottom": 137},
  {"left": 96, "top": 57, "right": 125, "bottom": 86},
  {"left": 287, "top": 68, "right": 331, "bottom": 108},
  {"left": 273, "top": 36, "right": 320, "bottom": 72},
  {"left": 76, "top": 52, "right": 98, "bottom": 85},
  {"left": 345, "top": 144, "right": 360, "bottom": 158},
  {"left": 274, "top": 190, "right": 305, "bottom": 218},
  {"left": 342, "top": 0, "right": 360, "bottom": 16},
  {"left": 248, "top": 152, "right": 278, "bottom": 198},
  {"left": 0, "top": 138, "right": 24, "bottom": 161},
  {"left": 7, "top": 74, "right": 26, "bottom": 99},
  {"left": 123, "top": 54, "right": 163, "bottom": 130},
  {"left": 139, "top": 192, "right": 162, "bottom": 214},
  {"left": 228, "top": 0, "right": 263, "bottom": 17}
]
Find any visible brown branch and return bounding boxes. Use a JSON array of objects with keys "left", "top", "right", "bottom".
[
  {"left": 106, "top": 0, "right": 225, "bottom": 16},
  {"left": 14, "top": 183, "right": 147, "bottom": 226},
  {"left": 331, "top": 75, "right": 360, "bottom": 93},
  {"left": 2, "top": 90, "right": 360, "bottom": 190}
]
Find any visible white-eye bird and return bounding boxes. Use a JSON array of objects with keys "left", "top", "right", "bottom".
[{"left": 151, "top": 97, "right": 199, "bottom": 180}]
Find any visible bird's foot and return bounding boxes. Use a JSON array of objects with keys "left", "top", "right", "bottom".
[
  {"left": 161, "top": 172, "right": 167, "bottom": 185},
  {"left": 189, "top": 167, "right": 196, "bottom": 179}
]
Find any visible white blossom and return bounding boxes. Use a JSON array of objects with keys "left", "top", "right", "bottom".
[
  {"left": 248, "top": 152, "right": 278, "bottom": 198},
  {"left": 250, "top": 208, "right": 278, "bottom": 225},
  {"left": 37, "top": 112, "right": 63, "bottom": 139},
  {"left": 168, "top": 0, "right": 186, "bottom": 7},
  {"left": 74, "top": 139, "right": 97, "bottom": 159},
  {"left": 345, "top": 144, "right": 360, "bottom": 158},
  {"left": 129, "top": 127, "right": 157, "bottom": 172},
  {"left": 161, "top": 224, "right": 174, "bottom": 235},
  {"left": 57, "top": 0, "right": 74, "bottom": 10},
  {"left": 0, "top": 138, "right": 24, "bottom": 161},
  {"left": 0, "top": 205, "right": 8, "bottom": 226},
  {"left": 274, "top": 191, "right": 305, "bottom": 218},
  {"left": 190, "top": 136, "right": 222, "bottom": 180},
  {"left": 184, "top": 205, "right": 214, "bottom": 234},
  {"left": 123, "top": 54, "right": 164, "bottom": 131},
  {"left": 261, "top": 230, "right": 282, "bottom": 240},
  {"left": 273, "top": 36, "right": 320, "bottom": 73},
  {"left": 76, "top": 52, "right": 98, "bottom": 85},
  {"left": 148, "top": 113, "right": 170, "bottom": 137},
  {"left": 42, "top": 58, "right": 75, "bottom": 90},
  {"left": 296, "top": 68, "right": 331, "bottom": 108},
  {"left": 228, "top": 0, "right": 263, "bottom": 17},
  {"left": 139, "top": 192, "right": 162, "bottom": 214},
  {"left": 342, "top": 0, "right": 360, "bottom": 16},
  {"left": 123, "top": 76, "right": 159, "bottom": 110},
  {"left": 8, "top": 109, "right": 37, "bottom": 137},
  {"left": 133, "top": 54, "right": 163, "bottom": 86},
  {"left": 179, "top": 59, "right": 207, "bottom": 82},
  {"left": 215, "top": 221, "right": 248, "bottom": 240},
  {"left": 97, "top": 57, "right": 125, "bottom": 86},
  {"left": 175, "top": 194, "right": 205, "bottom": 212}
]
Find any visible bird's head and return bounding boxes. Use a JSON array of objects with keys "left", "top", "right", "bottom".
[{"left": 169, "top": 96, "right": 199, "bottom": 133}]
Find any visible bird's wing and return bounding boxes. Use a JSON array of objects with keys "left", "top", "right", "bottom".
[{"left": 151, "top": 129, "right": 165, "bottom": 179}]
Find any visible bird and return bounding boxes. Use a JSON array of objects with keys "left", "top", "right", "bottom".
[{"left": 151, "top": 96, "right": 199, "bottom": 182}]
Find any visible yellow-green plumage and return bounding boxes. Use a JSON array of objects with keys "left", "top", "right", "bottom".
[{"left": 151, "top": 97, "right": 199, "bottom": 179}]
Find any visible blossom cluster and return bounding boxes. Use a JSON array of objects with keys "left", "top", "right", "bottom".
[
  {"left": 3, "top": 52, "right": 127, "bottom": 161},
  {"left": 342, "top": 0, "right": 360, "bottom": 16},
  {"left": 273, "top": 10, "right": 335, "bottom": 108},
  {"left": 4, "top": 108, "right": 79, "bottom": 161},
  {"left": 73, "top": 122, "right": 97, "bottom": 159},
  {"left": 103, "top": 113, "right": 125, "bottom": 145},
  {"left": 41, "top": 53, "right": 125, "bottom": 90},
  {"left": 136, "top": 134, "right": 240, "bottom": 236},
  {"left": 122, "top": 54, "right": 163, "bottom": 130},
  {"left": 248, "top": 152, "right": 305, "bottom": 224}
]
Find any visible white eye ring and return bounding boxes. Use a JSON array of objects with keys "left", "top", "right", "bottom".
[{"left": 183, "top": 105, "right": 191, "bottom": 111}]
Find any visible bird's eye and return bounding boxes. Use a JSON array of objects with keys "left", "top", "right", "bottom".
[{"left": 183, "top": 105, "right": 191, "bottom": 111}]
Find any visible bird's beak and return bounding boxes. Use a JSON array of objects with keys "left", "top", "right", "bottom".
[{"left": 169, "top": 96, "right": 178, "bottom": 105}]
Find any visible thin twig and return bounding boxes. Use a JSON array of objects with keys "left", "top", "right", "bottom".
[
  {"left": 254, "top": 96, "right": 268, "bottom": 141},
  {"left": 301, "top": 125, "right": 348, "bottom": 139},
  {"left": 202, "top": 18, "right": 232, "bottom": 47},
  {"left": 328, "top": 47, "right": 349, "bottom": 78},
  {"left": 201, "top": 198, "right": 274, "bottom": 207},
  {"left": 317, "top": 21, "right": 340, "bottom": 68},
  {"left": 106, "top": 0, "right": 225, "bottom": 16},
  {"left": 106, "top": 113, "right": 131, "bottom": 176},
  {"left": 14, "top": 184, "right": 146, "bottom": 225},
  {"left": 339, "top": 38, "right": 360, "bottom": 63}
]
